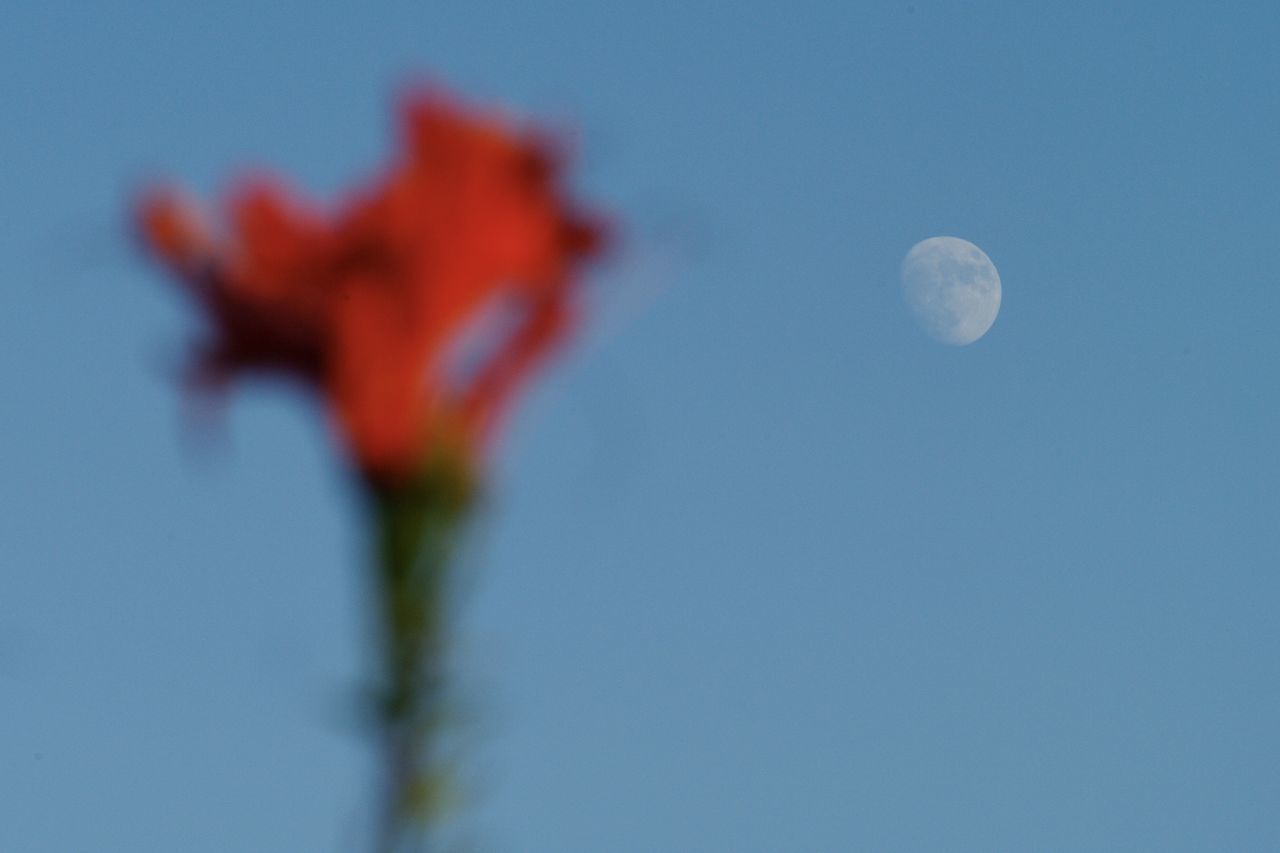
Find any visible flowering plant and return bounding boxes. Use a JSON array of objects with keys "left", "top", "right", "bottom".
[{"left": 137, "top": 88, "right": 605, "bottom": 850}]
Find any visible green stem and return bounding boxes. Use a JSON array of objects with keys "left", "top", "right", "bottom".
[{"left": 369, "top": 451, "right": 475, "bottom": 853}]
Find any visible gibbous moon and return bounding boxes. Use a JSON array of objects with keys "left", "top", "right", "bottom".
[{"left": 901, "top": 236, "right": 1001, "bottom": 345}]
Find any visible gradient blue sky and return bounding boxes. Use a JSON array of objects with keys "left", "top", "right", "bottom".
[{"left": 3, "top": 2, "right": 1279, "bottom": 850}]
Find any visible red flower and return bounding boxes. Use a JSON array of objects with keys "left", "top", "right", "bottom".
[{"left": 138, "top": 90, "right": 605, "bottom": 486}]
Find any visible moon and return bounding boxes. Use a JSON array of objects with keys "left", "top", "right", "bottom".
[{"left": 900, "top": 236, "right": 1001, "bottom": 345}]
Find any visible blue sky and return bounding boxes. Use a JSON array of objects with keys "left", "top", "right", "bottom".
[{"left": 3, "top": 1, "right": 1279, "bottom": 850}]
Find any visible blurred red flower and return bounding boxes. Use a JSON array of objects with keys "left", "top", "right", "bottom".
[{"left": 138, "top": 90, "right": 605, "bottom": 486}]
